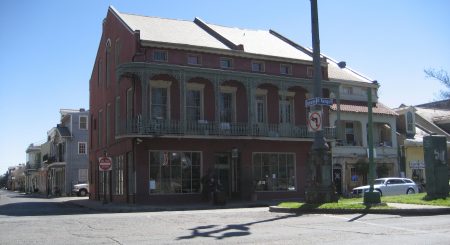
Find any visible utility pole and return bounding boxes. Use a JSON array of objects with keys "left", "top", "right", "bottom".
[
  {"left": 363, "top": 86, "right": 381, "bottom": 204},
  {"left": 305, "top": 0, "right": 337, "bottom": 203}
]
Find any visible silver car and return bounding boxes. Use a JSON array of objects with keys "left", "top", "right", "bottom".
[{"left": 352, "top": 177, "right": 419, "bottom": 196}]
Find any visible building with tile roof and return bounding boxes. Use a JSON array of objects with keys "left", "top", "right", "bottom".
[{"left": 326, "top": 57, "right": 399, "bottom": 195}]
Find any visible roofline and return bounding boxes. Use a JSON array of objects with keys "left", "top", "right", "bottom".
[
  {"left": 324, "top": 55, "right": 374, "bottom": 83},
  {"left": 140, "top": 40, "right": 315, "bottom": 65},
  {"left": 109, "top": 6, "right": 135, "bottom": 35}
]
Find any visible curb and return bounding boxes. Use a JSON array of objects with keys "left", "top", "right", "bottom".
[{"left": 269, "top": 206, "right": 450, "bottom": 216}]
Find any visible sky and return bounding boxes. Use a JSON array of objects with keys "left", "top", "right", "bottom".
[{"left": 0, "top": 0, "right": 449, "bottom": 174}]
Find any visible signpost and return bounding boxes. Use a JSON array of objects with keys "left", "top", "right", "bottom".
[{"left": 98, "top": 156, "right": 112, "bottom": 204}]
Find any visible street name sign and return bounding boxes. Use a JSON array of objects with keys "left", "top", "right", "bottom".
[{"left": 305, "top": 97, "right": 334, "bottom": 107}]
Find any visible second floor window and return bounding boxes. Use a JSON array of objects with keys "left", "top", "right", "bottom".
[
  {"left": 186, "top": 90, "right": 201, "bottom": 121},
  {"left": 279, "top": 97, "right": 293, "bottom": 123},
  {"left": 151, "top": 87, "right": 168, "bottom": 120},
  {"left": 79, "top": 116, "right": 88, "bottom": 130},
  {"left": 220, "top": 92, "right": 233, "bottom": 123},
  {"left": 256, "top": 95, "right": 266, "bottom": 123},
  {"left": 345, "top": 122, "right": 355, "bottom": 145},
  {"left": 78, "top": 142, "right": 87, "bottom": 154}
]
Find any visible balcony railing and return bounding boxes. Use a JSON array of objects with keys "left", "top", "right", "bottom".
[{"left": 118, "top": 117, "right": 336, "bottom": 139}]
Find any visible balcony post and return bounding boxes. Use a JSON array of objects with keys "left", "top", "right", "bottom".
[
  {"left": 180, "top": 72, "right": 186, "bottom": 133},
  {"left": 140, "top": 71, "right": 150, "bottom": 126},
  {"left": 246, "top": 80, "right": 256, "bottom": 134},
  {"left": 214, "top": 77, "right": 221, "bottom": 124}
]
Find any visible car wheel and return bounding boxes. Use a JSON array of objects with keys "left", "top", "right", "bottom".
[
  {"left": 406, "top": 188, "right": 415, "bottom": 194},
  {"left": 79, "top": 189, "right": 87, "bottom": 197},
  {"left": 375, "top": 189, "right": 382, "bottom": 196}
]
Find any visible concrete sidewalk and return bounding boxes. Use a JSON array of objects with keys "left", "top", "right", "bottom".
[
  {"left": 61, "top": 196, "right": 450, "bottom": 215},
  {"left": 64, "top": 197, "right": 281, "bottom": 213},
  {"left": 269, "top": 202, "right": 450, "bottom": 215}
]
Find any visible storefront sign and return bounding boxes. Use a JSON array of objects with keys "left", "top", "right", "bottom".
[{"left": 409, "top": 161, "right": 425, "bottom": 169}]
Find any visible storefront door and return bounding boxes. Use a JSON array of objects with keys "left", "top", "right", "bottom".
[{"left": 214, "top": 153, "right": 240, "bottom": 198}]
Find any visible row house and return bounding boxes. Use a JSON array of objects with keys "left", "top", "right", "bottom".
[
  {"left": 7, "top": 164, "right": 26, "bottom": 191},
  {"left": 24, "top": 143, "right": 41, "bottom": 193},
  {"left": 89, "top": 6, "right": 345, "bottom": 204},
  {"left": 394, "top": 99, "right": 450, "bottom": 188},
  {"left": 326, "top": 58, "right": 398, "bottom": 195},
  {"left": 33, "top": 109, "right": 89, "bottom": 196}
]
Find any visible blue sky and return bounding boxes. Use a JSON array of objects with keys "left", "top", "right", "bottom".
[{"left": 1, "top": 0, "right": 449, "bottom": 174}]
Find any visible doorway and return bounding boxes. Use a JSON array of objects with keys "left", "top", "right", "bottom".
[
  {"left": 333, "top": 165, "right": 342, "bottom": 195},
  {"left": 214, "top": 153, "right": 240, "bottom": 198}
]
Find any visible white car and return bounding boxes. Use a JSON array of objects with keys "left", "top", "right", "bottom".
[
  {"left": 72, "top": 183, "right": 89, "bottom": 197},
  {"left": 352, "top": 177, "right": 419, "bottom": 197}
]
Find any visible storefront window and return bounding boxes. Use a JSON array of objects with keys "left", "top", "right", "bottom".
[
  {"left": 149, "top": 151, "right": 201, "bottom": 194},
  {"left": 253, "top": 153, "right": 295, "bottom": 191}
]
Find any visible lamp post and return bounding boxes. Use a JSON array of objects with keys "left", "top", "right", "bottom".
[
  {"left": 363, "top": 84, "right": 381, "bottom": 204},
  {"left": 305, "top": 0, "right": 337, "bottom": 203}
]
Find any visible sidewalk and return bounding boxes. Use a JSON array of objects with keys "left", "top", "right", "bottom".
[
  {"left": 269, "top": 202, "right": 450, "bottom": 215},
  {"left": 62, "top": 196, "right": 450, "bottom": 215},
  {"left": 64, "top": 197, "right": 282, "bottom": 213}
]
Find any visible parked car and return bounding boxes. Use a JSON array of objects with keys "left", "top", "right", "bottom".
[
  {"left": 352, "top": 177, "right": 419, "bottom": 196},
  {"left": 72, "top": 183, "right": 89, "bottom": 196}
]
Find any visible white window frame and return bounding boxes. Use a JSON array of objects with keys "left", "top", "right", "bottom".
[
  {"left": 255, "top": 88, "right": 268, "bottom": 123},
  {"left": 220, "top": 86, "right": 237, "bottom": 123},
  {"left": 279, "top": 92, "right": 295, "bottom": 124},
  {"left": 78, "top": 142, "right": 87, "bottom": 155},
  {"left": 307, "top": 66, "right": 314, "bottom": 78},
  {"left": 79, "top": 116, "right": 88, "bottom": 130},
  {"left": 186, "top": 83, "right": 205, "bottom": 121},
  {"left": 149, "top": 80, "right": 171, "bottom": 120}
]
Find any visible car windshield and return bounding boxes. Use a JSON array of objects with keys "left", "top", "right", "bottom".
[{"left": 374, "top": 179, "right": 385, "bottom": 185}]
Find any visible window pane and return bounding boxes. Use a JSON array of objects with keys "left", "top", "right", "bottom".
[
  {"left": 151, "top": 88, "right": 167, "bottom": 119},
  {"left": 220, "top": 92, "right": 233, "bottom": 122},
  {"left": 149, "top": 151, "right": 201, "bottom": 194}
]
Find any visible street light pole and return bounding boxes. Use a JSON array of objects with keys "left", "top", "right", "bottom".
[
  {"left": 364, "top": 85, "right": 381, "bottom": 204},
  {"left": 305, "top": 0, "right": 337, "bottom": 204}
]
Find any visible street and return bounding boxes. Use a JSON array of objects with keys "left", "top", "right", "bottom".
[{"left": 1, "top": 190, "right": 450, "bottom": 244}]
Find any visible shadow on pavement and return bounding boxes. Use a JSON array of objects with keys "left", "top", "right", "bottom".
[
  {"left": 177, "top": 214, "right": 298, "bottom": 240},
  {"left": 0, "top": 201, "right": 98, "bottom": 217}
]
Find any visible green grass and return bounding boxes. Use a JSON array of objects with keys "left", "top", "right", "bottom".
[
  {"left": 278, "top": 193, "right": 450, "bottom": 210},
  {"left": 381, "top": 193, "right": 450, "bottom": 207}
]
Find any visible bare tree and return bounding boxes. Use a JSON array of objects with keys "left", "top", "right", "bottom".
[{"left": 424, "top": 68, "right": 450, "bottom": 99}]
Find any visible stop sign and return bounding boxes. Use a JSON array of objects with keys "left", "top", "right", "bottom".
[{"left": 98, "top": 156, "right": 112, "bottom": 171}]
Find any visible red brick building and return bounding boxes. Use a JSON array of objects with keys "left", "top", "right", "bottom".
[{"left": 89, "top": 6, "right": 339, "bottom": 204}]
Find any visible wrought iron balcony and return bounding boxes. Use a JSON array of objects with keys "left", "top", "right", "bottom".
[{"left": 117, "top": 117, "right": 336, "bottom": 139}]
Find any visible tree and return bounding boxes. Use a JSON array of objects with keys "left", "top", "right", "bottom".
[{"left": 424, "top": 68, "right": 450, "bottom": 99}]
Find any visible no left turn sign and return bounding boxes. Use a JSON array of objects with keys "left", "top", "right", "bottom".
[{"left": 307, "top": 110, "right": 323, "bottom": 132}]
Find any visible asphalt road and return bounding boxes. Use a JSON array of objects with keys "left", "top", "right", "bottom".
[{"left": 1, "top": 189, "right": 450, "bottom": 244}]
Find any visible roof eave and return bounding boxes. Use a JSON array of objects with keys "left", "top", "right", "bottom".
[{"left": 140, "top": 40, "right": 315, "bottom": 65}]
